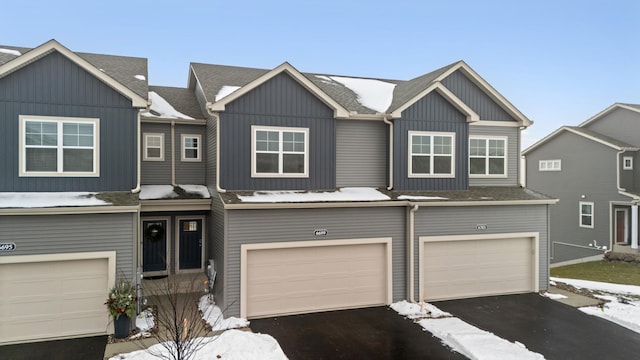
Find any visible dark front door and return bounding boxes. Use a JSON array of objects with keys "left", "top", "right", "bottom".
[
  {"left": 616, "top": 210, "right": 626, "bottom": 243},
  {"left": 143, "top": 220, "right": 168, "bottom": 274},
  {"left": 179, "top": 219, "right": 203, "bottom": 270}
]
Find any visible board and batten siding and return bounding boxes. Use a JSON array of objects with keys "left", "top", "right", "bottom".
[
  {"left": 219, "top": 72, "right": 336, "bottom": 191},
  {"left": 394, "top": 91, "right": 468, "bottom": 191},
  {"left": 469, "top": 125, "right": 520, "bottom": 186},
  {"left": 0, "top": 212, "right": 136, "bottom": 280},
  {"left": 223, "top": 206, "right": 406, "bottom": 317},
  {"left": 441, "top": 69, "right": 515, "bottom": 121},
  {"left": 175, "top": 124, "right": 206, "bottom": 185},
  {"left": 336, "top": 120, "right": 387, "bottom": 187},
  {"left": 0, "top": 51, "right": 138, "bottom": 192},
  {"left": 413, "top": 204, "right": 550, "bottom": 299}
]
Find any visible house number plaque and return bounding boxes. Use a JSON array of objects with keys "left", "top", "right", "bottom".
[
  {"left": 476, "top": 224, "right": 488, "bottom": 231},
  {"left": 314, "top": 229, "right": 328, "bottom": 236},
  {"left": 0, "top": 242, "right": 16, "bottom": 252}
]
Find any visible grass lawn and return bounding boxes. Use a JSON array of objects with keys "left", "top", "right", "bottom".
[{"left": 551, "top": 260, "right": 640, "bottom": 286}]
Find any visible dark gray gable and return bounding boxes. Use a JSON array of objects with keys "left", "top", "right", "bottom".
[{"left": 441, "top": 69, "right": 515, "bottom": 121}]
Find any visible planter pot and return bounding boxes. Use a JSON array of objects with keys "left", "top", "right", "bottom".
[{"left": 114, "top": 314, "right": 131, "bottom": 339}]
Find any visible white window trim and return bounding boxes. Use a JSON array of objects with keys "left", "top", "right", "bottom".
[
  {"left": 579, "top": 201, "right": 594, "bottom": 229},
  {"left": 539, "top": 159, "right": 561, "bottom": 171},
  {"left": 181, "top": 134, "right": 202, "bottom": 162},
  {"left": 623, "top": 156, "right": 633, "bottom": 170},
  {"left": 408, "top": 131, "right": 456, "bottom": 178},
  {"left": 143, "top": 133, "right": 164, "bottom": 161},
  {"left": 19, "top": 115, "right": 100, "bottom": 177},
  {"left": 469, "top": 136, "right": 508, "bottom": 178},
  {"left": 251, "top": 125, "right": 309, "bottom": 178}
]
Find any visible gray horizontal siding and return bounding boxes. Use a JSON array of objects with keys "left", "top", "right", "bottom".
[
  {"left": 141, "top": 123, "right": 171, "bottom": 185},
  {"left": 581, "top": 106, "right": 640, "bottom": 147},
  {"left": 224, "top": 206, "right": 406, "bottom": 317},
  {"left": 394, "top": 91, "right": 468, "bottom": 191},
  {"left": 441, "top": 69, "right": 515, "bottom": 121},
  {"left": 220, "top": 72, "right": 336, "bottom": 191},
  {"left": 0, "top": 51, "right": 138, "bottom": 192},
  {"left": 0, "top": 212, "right": 136, "bottom": 281},
  {"left": 336, "top": 120, "right": 387, "bottom": 187},
  {"left": 209, "top": 194, "right": 226, "bottom": 310},
  {"left": 414, "top": 204, "right": 550, "bottom": 297},
  {"left": 175, "top": 124, "right": 206, "bottom": 185},
  {"left": 468, "top": 125, "right": 519, "bottom": 186}
]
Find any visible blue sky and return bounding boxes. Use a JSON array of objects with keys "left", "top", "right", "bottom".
[{"left": 2, "top": 0, "right": 638, "bottom": 148}]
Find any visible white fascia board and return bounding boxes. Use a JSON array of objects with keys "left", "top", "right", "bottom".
[
  {"left": 435, "top": 61, "right": 532, "bottom": 127},
  {"left": 0, "top": 205, "right": 140, "bottom": 216},
  {"left": 208, "top": 62, "right": 350, "bottom": 119},
  {"left": 390, "top": 82, "right": 479, "bottom": 123},
  {"left": 0, "top": 39, "right": 147, "bottom": 108},
  {"left": 141, "top": 117, "right": 207, "bottom": 125},
  {"left": 578, "top": 103, "right": 640, "bottom": 128}
]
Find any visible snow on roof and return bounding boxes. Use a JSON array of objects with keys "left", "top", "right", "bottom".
[
  {"left": 0, "top": 192, "right": 109, "bottom": 208},
  {"left": 215, "top": 85, "right": 241, "bottom": 101},
  {"left": 237, "top": 187, "right": 390, "bottom": 203},
  {"left": 324, "top": 75, "right": 396, "bottom": 113},
  {"left": 139, "top": 185, "right": 210, "bottom": 200},
  {"left": 134, "top": 74, "right": 146, "bottom": 81},
  {"left": 142, "top": 91, "right": 194, "bottom": 119},
  {"left": 0, "top": 48, "right": 21, "bottom": 56},
  {"left": 397, "top": 195, "right": 448, "bottom": 201}
]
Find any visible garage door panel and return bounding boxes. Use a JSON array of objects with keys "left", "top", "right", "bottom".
[
  {"left": 0, "top": 256, "right": 111, "bottom": 344},
  {"left": 422, "top": 236, "right": 535, "bottom": 301},
  {"left": 245, "top": 240, "right": 389, "bottom": 318}
]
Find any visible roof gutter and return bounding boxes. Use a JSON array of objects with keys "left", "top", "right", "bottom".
[{"left": 383, "top": 116, "right": 394, "bottom": 190}]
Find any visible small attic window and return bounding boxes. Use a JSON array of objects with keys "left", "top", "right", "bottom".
[{"left": 623, "top": 156, "right": 633, "bottom": 170}]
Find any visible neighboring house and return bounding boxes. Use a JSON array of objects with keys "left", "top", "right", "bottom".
[
  {"left": 523, "top": 103, "right": 640, "bottom": 265},
  {"left": 190, "top": 60, "right": 556, "bottom": 319},
  {"left": 0, "top": 40, "right": 147, "bottom": 344}
]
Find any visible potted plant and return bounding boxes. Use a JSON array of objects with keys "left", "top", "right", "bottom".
[{"left": 105, "top": 279, "right": 137, "bottom": 339}]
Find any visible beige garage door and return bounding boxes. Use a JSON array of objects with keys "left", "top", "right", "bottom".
[
  {"left": 242, "top": 239, "right": 391, "bottom": 318},
  {"left": 421, "top": 234, "right": 537, "bottom": 301},
  {"left": 0, "top": 253, "right": 113, "bottom": 344}
]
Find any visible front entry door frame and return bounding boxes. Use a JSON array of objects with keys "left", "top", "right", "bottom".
[
  {"left": 141, "top": 217, "right": 171, "bottom": 277},
  {"left": 175, "top": 216, "right": 206, "bottom": 274},
  {"left": 615, "top": 208, "right": 629, "bottom": 244}
]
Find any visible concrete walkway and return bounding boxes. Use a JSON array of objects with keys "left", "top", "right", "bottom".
[{"left": 546, "top": 285, "right": 602, "bottom": 307}]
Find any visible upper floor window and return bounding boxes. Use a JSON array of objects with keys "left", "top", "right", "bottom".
[
  {"left": 251, "top": 125, "right": 308, "bottom": 177},
  {"left": 623, "top": 156, "right": 633, "bottom": 170},
  {"left": 579, "top": 201, "right": 594, "bottom": 228},
  {"left": 181, "top": 134, "right": 201, "bottom": 162},
  {"left": 144, "top": 133, "right": 164, "bottom": 161},
  {"left": 539, "top": 159, "right": 561, "bottom": 171},
  {"left": 469, "top": 137, "right": 507, "bottom": 177},
  {"left": 408, "top": 131, "right": 455, "bottom": 178},
  {"left": 20, "top": 115, "right": 99, "bottom": 177}
]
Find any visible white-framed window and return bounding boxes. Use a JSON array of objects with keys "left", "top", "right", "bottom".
[
  {"left": 144, "top": 133, "right": 164, "bottom": 161},
  {"left": 539, "top": 159, "right": 561, "bottom": 171},
  {"left": 469, "top": 136, "right": 507, "bottom": 177},
  {"left": 623, "top": 156, "right": 633, "bottom": 170},
  {"left": 251, "top": 125, "right": 308, "bottom": 177},
  {"left": 579, "top": 201, "right": 594, "bottom": 228},
  {"left": 408, "top": 131, "right": 455, "bottom": 177},
  {"left": 181, "top": 134, "right": 201, "bottom": 162},
  {"left": 19, "top": 115, "right": 99, "bottom": 177}
]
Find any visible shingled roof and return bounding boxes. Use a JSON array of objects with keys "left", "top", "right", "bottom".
[{"left": 147, "top": 85, "right": 206, "bottom": 119}]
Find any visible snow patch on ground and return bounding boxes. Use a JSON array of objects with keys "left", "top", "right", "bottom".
[
  {"left": 199, "top": 296, "right": 250, "bottom": 331},
  {"left": 551, "top": 277, "right": 640, "bottom": 296},
  {"left": 215, "top": 85, "right": 241, "bottom": 101},
  {"left": 541, "top": 292, "right": 568, "bottom": 300},
  {"left": 326, "top": 76, "right": 396, "bottom": 113},
  {"left": 109, "top": 330, "right": 287, "bottom": 360},
  {"left": 0, "top": 192, "right": 109, "bottom": 208},
  {"left": 237, "top": 187, "right": 390, "bottom": 203},
  {"left": 143, "top": 91, "right": 194, "bottom": 119},
  {"left": 581, "top": 294, "right": 640, "bottom": 333},
  {"left": 391, "top": 301, "right": 544, "bottom": 360}
]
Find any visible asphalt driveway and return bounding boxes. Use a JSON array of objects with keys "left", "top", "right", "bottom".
[
  {"left": 435, "top": 293, "right": 640, "bottom": 360},
  {"left": 0, "top": 335, "right": 107, "bottom": 360},
  {"left": 250, "top": 306, "right": 466, "bottom": 360}
]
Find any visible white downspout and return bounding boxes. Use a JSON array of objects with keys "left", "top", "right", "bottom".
[
  {"left": 383, "top": 116, "right": 394, "bottom": 190},
  {"left": 131, "top": 109, "right": 143, "bottom": 193},
  {"left": 171, "top": 120, "right": 176, "bottom": 186},
  {"left": 205, "top": 103, "right": 226, "bottom": 193},
  {"left": 407, "top": 204, "right": 419, "bottom": 302}
]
